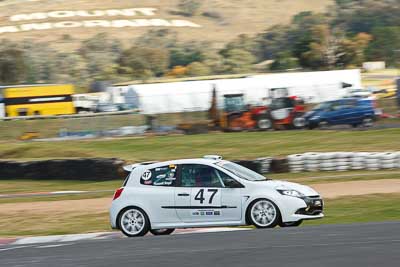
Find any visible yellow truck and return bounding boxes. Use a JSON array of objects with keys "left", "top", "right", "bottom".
[{"left": 2, "top": 84, "right": 76, "bottom": 117}]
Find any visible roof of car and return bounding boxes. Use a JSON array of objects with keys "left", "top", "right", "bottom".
[{"left": 128, "top": 158, "right": 223, "bottom": 171}]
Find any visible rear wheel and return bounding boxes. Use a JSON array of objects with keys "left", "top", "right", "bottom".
[
  {"left": 257, "top": 116, "right": 272, "bottom": 130},
  {"left": 247, "top": 199, "right": 280, "bottom": 228},
  {"left": 361, "top": 117, "right": 373, "bottom": 128},
  {"left": 292, "top": 117, "right": 306, "bottom": 129},
  {"left": 118, "top": 207, "right": 150, "bottom": 237},
  {"left": 150, "top": 229, "right": 175, "bottom": 236},
  {"left": 279, "top": 220, "right": 303, "bottom": 227}
]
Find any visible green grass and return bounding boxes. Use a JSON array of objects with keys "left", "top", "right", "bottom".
[
  {"left": 1, "top": 193, "right": 399, "bottom": 237},
  {"left": 0, "top": 179, "right": 121, "bottom": 195},
  {"left": 0, "top": 192, "right": 114, "bottom": 204},
  {"left": 306, "top": 193, "right": 400, "bottom": 226},
  {"left": 1, "top": 128, "right": 400, "bottom": 161}
]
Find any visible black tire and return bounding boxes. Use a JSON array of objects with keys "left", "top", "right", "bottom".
[
  {"left": 246, "top": 199, "right": 281, "bottom": 229},
  {"left": 318, "top": 120, "right": 328, "bottom": 129},
  {"left": 292, "top": 116, "right": 306, "bottom": 129},
  {"left": 361, "top": 117, "right": 374, "bottom": 128},
  {"left": 117, "top": 206, "right": 150, "bottom": 237},
  {"left": 150, "top": 228, "right": 175, "bottom": 236},
  {"left": 279, "top": 220, "right": 303, "bottom": 227},
  {"left": 257, "top": 116, "right": 272, "bottom": 131}
]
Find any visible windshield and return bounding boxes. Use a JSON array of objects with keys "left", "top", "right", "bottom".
[
  {"left": 313, "top": 102, "right": 332, "bottom": 110},
  {"left": 216, "top": 161, "right": 268, "bottom": 181},
  {"left": 270, "top": 98, "right": 294, "bottom": 110}
]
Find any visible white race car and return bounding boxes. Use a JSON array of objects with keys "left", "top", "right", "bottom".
[{"left": 110, "top": 156, "right": 324, "bottom": 237}]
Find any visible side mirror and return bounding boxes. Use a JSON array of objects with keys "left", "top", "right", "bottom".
[{"left": 224, "top": 178, "right": 244, "bottom": 188}]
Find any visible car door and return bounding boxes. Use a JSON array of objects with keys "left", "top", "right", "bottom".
[
  {"left": 175, "top": 164, "right": 222, "bottom": 223},
  {"left": 175, "top": 164, "right": 241, "bottom": 223},
  {"left": 340, "top": 99, "right": 360, "bottom": 124},
  {"left": 326, "top": 101, "right": 344, "bottom": 125},
  {"left": 216, "top": 168, "right": 243, "bottom": 222}
]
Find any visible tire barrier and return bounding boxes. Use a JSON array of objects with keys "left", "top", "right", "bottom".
[
  {"left": 0, "top": 158, "right": 125, "bottom": 181},
  {"left": 287, "top": 152, "right": 400, "bottom": 173}
]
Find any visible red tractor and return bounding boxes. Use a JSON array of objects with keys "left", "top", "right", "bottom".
[
  {"left": 268, "top": 95, "right": 306, "bottom": 129},
  {"left": 219, "top": 93, "right": 271, "bottom": 131}
]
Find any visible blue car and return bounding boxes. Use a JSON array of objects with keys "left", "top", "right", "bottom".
[{"left": 304, "top": 98, "right": 376, "bottom": 129}]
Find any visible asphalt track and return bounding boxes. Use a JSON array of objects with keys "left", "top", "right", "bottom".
[{"left": 1, "top": 221, "right": 399, "bottom": 267}]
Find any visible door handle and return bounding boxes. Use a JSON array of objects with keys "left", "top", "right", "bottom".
[{"left": 177, "top": 193, "right": 190, "bottom": 197}]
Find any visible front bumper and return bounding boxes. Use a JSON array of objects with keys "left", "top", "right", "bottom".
[
  {"left": 280, "top": 195, "right": 324, "bottom": 222},
  {"left": 297, "top": 196, "right": 323, "bottom": 216}
]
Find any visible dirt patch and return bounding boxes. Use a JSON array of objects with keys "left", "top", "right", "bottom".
[{"left": 312, "top": 179, "right": 400, "bottom": 199}]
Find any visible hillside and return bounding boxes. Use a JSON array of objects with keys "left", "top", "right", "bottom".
[{"left": 0, "top": 0, "right": 332, "bottom": 51}]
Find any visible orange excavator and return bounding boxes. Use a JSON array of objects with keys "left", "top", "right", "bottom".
[{"left": 209, "top": 86, "right": 272, "bottom": 131}]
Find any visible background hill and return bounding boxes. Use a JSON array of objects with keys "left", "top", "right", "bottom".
[{"left": 0, "top": 0, "right": 332, "bottom": 51}]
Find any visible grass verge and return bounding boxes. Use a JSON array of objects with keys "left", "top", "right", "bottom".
[{"left": 1, "top": 129, "right": 400, "bottom": 161}]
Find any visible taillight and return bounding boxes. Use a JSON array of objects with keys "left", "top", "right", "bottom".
[{"left": 113, "top": 187, "right": 124, "bottom": 200}]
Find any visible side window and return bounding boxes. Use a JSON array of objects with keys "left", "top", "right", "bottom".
[
  {"left": 181, "top": 164, "right": 223, "bottom": 188},
  {"left": 216, "top": 170, "right": 243, "bottom": 188},
  {"left": 140, "top": 165, "right": 177, "bottom": 187},
  {"left": 343, "top": 99, "right": 357, "bottom": 109}
]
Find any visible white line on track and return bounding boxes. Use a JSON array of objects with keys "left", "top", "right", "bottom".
[
  {"left": 35, "top": 243, "right": 75, "bottom": 249},
  {"left": 0, "top": 245, "right": 31, "bottom": 252}
]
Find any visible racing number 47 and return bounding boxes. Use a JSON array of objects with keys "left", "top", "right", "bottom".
[{"left": 195, "top": 189, "right": 218, "bottom": 204}]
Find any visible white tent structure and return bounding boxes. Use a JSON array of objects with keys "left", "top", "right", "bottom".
[{"left": 111, "top": 69, "right": 361, "bottom": 114}]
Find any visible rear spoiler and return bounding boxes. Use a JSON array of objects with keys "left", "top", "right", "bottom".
[{"left": 123, "top": 161, "right": 158, "bottom": 172}]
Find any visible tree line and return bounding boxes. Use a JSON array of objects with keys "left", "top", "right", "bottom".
[{"left": 0, "top": 0, "right": 399, "bottom": 89}]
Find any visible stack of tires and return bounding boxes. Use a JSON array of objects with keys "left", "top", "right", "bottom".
[
  {"left": 351, "top": 152, "right": 369, "bottom": 170},
  {"left": 287, "top": 151, "right": 400, "bottom": 173},
  {"left": 304, "top": 152, "right": 321, "bottom": 172},
  {"left": 256, "top": 157, "right": 273, "bottom": 174},
  {"left": 318, "top": 152, "right": 335, "bottom": 171},
  {"left": 378, "top": 152, "right": 399, "bottom": 169},
  {"left": 287, "top": 154, "right": 305, "bottom": 173}
]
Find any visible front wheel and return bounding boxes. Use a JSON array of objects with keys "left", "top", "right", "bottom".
[
  {"left": 150, "top": 229, "right": 175, "bottom": 236},
  {"left": 279, "top": 220, "right": 303, "bottom": 227},
  {"left": 247, "top": 199, "right": 280, "bottom": 228},
  {"left": 118, "top": 207, "right": 150, "bottom": 237}
]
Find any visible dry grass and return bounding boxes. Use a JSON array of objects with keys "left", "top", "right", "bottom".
[{"left": 0, "top": 0, "right": 332, "bottom": 51}]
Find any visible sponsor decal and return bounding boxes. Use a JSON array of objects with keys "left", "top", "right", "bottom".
[
  {"left": 141, "top": 170, "right": 152, "bottom": 181},
  {"left": 192, "top": 209, "right": 221, "bottom": 216},
  {"left": 156, "top": 174, "right": 166, "bottom": 179}
]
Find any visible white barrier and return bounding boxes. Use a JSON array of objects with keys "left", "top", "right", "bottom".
[{"left": 287, "top": 152, "right": 400, "bottom": 173}]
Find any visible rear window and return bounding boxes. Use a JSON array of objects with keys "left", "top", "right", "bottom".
[
  {"left": 140, "top": 165, "right": 177, "bottom": 187},
  {"left": 122, "top": 173, "right": 131, "bottom": 187}
]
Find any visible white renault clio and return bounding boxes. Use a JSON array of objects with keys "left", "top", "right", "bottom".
[{"left": 110, "top": 156, "right": 323, "bottom": 237}]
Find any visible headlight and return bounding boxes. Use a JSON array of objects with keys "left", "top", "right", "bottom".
[{"left": 277, "top": 189, "right": 304, "bottom": 198}]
